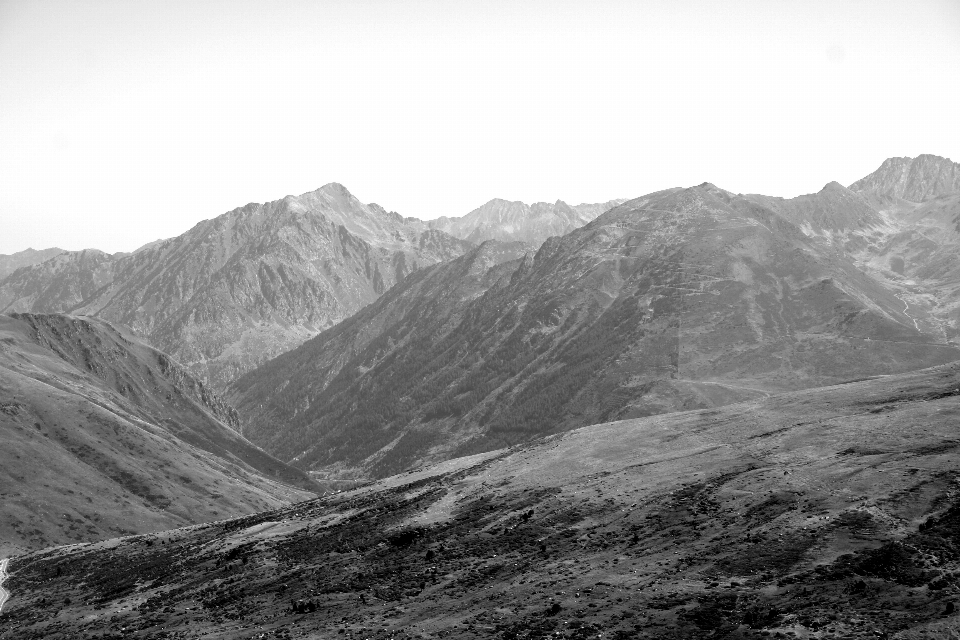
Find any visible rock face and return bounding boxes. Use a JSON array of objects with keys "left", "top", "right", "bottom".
[
  {"left": 0, "top": 313, "right": 315, "bottom": 556},
  {"left": 8, "top": 361, "right": 960, "bottom": 639},
  {"left": 0, "top": 184, "right": 471, "bottom": 388},
  {"left": 849, "top": 153, "right": 960, "bottom": 203},
  {"left": 231, "top": 183, "right": 960, "bottom": 480},
  {"left": 0, "top": 248, "right": 64, "bottom": 280},
  {"left": 428, "top": 198, "right": 626, "bottom": 246}
]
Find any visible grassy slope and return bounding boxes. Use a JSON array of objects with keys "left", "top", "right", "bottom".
[
  {"left": 4, "top": 361, "right": 960, "bottom": 638},
  {"left": 0, "top": 313, "right": 315, "bottom": 556}
]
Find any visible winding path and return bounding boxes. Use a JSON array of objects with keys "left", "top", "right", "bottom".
[
  {"left": 897, "top": 294, "right": 922, "bottom": 332},
  {"left": 0, "top": 558, "right": 9, "bottom": 614}
]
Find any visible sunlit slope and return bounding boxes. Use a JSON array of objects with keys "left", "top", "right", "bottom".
[
  {"left": 5, "top": 362, "right": 960, "bottom": 638},
  {"left": 0, "top": 313, "right": 314, "bottom": 555}
]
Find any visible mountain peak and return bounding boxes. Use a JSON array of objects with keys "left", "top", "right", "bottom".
[{"left": 849, "top": 154, "right": 960, "bottom": 202}]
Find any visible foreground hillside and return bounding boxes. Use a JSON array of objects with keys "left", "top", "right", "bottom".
[
  {"left": 0, "top": 313, "right": 315, "bottom": 556},
  {"left": 232, "top": 182, "right": 960, "bottom": 479},
  {"left": 4, "top": 362, "right": 960, "bottom": 638}
]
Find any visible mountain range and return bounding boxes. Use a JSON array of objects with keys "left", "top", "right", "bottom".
[
  {"left": 0, "top": 188, "right": 623, "bottom": 389},
  {"left": 230, "top": 167, "right": 960, "bottom": 480},
  {"left": 2, "top": 153, "right": 960, "bottom": 539}
]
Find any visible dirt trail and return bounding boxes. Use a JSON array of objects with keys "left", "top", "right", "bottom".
[
  {"left": 0, "top": 558, "right": 9, "bottom": 614},
  {"left": 898, "top": 293, "right": 922, "bottom": 332}
]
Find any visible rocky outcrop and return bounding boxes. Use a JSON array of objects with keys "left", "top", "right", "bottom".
[{"left": 849, "top": 154, "right": 960, "bottom": 203}]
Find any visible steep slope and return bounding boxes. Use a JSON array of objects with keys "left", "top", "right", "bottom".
[
  {"left": 849, "top": 153, "right": 960, "bottom": 203},
  {"left": 428, "top": 198, "right": 626, "bottom": 246},
  {"left": 0, "top": 313, "right": 314, "bottom": 556},
  {"left": 0, "top": 248, "right": 64, "bottom": 280},
  {"left": 0, "top": 249, "right": 115, "bottom": 313},
  {"left": 0, "top": 184, "right": 471, "bottom": 388},
  {"left": 232, "top": 184, "right": 960, "bottom": 479},
  {"left": 6, "top": 362, "right": 960, "bottom": 638}
]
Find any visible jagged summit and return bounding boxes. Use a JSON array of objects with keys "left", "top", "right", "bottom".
[{"left": 849, "top": 154, "right": 960, "bottom": 202}]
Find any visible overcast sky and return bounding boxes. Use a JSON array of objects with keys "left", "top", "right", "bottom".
[{"left": 1, "top": 0, "right": 959, "bottom": 254}]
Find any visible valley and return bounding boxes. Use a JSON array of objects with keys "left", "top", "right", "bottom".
[{"left": 1, "top": 154, "right": 960, "bottom": 637}]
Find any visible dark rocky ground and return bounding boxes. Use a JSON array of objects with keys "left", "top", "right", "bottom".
[{"left": 3, "top": 362, "right": 960, "bottom": 639}]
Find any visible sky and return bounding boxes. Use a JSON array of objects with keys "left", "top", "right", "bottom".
[{"left": 1, "top": 0, "right": 959, "bottom": 255}]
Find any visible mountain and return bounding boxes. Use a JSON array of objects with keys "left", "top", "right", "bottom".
[
  {"left": 230, "top": 183, "right": 960, "bottom": 480},
  {"left": 0, "top": 184, "right": 471, "bottom": 388},
  {"left": 0, "top": 312, "right": 315, "bottom": 556},
  {"left": 739, "top": 155, "right": 960, "bottom": 348},
  {"left": 0, "top": 248, "right": 64, "bottom": 280},
  {"left": 0, "top": 249, "right": 114, "bottom": 313},
  {"left": 6, "top": 361, "right": 960, "bottom": 638},
  {"left": 743, "top": 181, "right": 890, "bottom": 253},
  {"left": 428, "top": 198, "right": 627, "bottom": 246},
  {"left": 849, "top": 153, "right": 960, "bottom": 203}
]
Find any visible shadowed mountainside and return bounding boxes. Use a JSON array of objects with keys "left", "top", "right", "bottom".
[
  {"left": 5, "top": 362, "right": 960, "bottom": 638},
  {"left": 231, "top": 183, "right": 960, "bottom": 480},
  {"left": 0, "top": 312, "right": 315, "bottom": 556}
]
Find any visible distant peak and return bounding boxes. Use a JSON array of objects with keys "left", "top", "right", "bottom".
[
  {"left": 820, "top": 181, "right": 846, "bottom": 192},
  {"left": 308, "top": 182, "right": 356, "bottom": 200}
]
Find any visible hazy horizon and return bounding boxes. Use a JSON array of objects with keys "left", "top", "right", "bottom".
[{"left": 2, "top": 0, "right": 959, "bottom": 254}]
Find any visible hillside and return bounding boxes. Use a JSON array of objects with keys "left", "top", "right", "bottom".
[
  {"left": 231, "top": 183, "right": 960, "bottom": 480},
  {"left": 0, "top": 184, "right": 470, "bottom": 388},
  {"left": 5, "top": 361, "right": 960, "bottom": 638},
  {"left": 428, "top": 198, "right": 626, "bottom": 247},
  {"left": 0, "top": 313, "right": 315, "bottom": 556}
]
